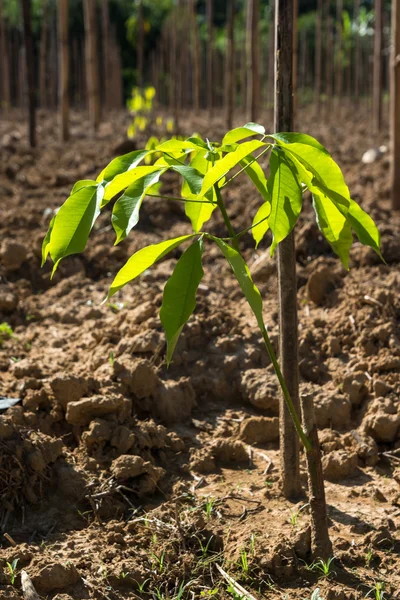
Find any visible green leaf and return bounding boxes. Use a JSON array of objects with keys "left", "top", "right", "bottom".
[
  {"left": 268, "top": 148, "right": 302, "bottom": 255},
  {"left": 347, "top": 199, "right": 383, "bottom": 259},
  {"left": 71, "top": 180, "right": 97, "bottom": 194},
  {"left": 252, "top": 202, "right": 271, "bottom": 248},
  {"left": 312, "top": 192, "right": 353, "bottom": 269},
  {"left": 176, "top": 152, "right": 217, "bottom": 232},
  {"left": 270, "top": 132, "right": 329, "bottom": 154},
  {"left": 47, "top": 184, "right": 104, "bottom": 275},
  {"left": 278, "top": 143, "right": 351, "bottom": 212},
  {"left": 239, "top": 156, "right": 270, "bottom": 203},
  {"left": 97, "top": 150, "right": 149, "bottom": 183},
  {"left": 201, "top": 140, "right": 266, "bottom": 194},
  {"left": 160, "top": 239, "right": 204, "bottom": 364},
  {"left": 103, "top": 165, "right": 166, "bottom": 201},
  {"left": 108, "top": 234, "right": 196, "bottom": 298},
  {"left": 222, "top": 122, "right": 265, "bottom": 145},
  {"left": 210, "top": 236, "right": 265, "bottom": 331},
  {"left": 41, "top": 214, "right": 56, "bottom": 267},
  {"left": 112, "top": 169, "right": 165, "bottom": 244},
  {"left": 156, "top": 139, "right": 200, "bottom": 153}
]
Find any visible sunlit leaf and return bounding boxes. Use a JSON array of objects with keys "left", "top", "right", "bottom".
[
  {"left": 201, "top": 140, "right": 266, "bottom": 194},
  {"left": 252, "top": 202, "right": 271, "bottom": 248},
  {"left": 239, "top": 156, "right": 270, "bottom": 203},
  {"left": 268, "top": 148, "right": 302, "bottom": 255},
  {"left": 270, "top": 132, "right": 329, "bottom": 154},
  {"left": 312, "top": 192, "right": 353, "bottom": 269},
  {"left": 41, "top": 214, "right": 56, "bottom": 267},
  {"left": 222, "top": 122, "right": 265, "bottom": 145},
  {"left": 108, "top": 234, "right": 196, "bottom": 298},
  {"left": 47, "top": 184, "right": 104, "bottom": 275},
  {"left": 210, "top": 236, "right": 265, "bottom": 332},
  {"left": 347, "top": 199, "right": 383, "bottom": 260},
  {"left": 160, "top": 239, "right": 204, "bottom": 364},
  {"left": 156, "top": 139, "right": 200, "bottom": 153},
  {"left": 103, "top": 165, "right": 166, "bottom": 201},
  {"left": 112, "top": 169, "right": 165, "bottom": 244},
  {"left": 97, "top": 150, "right": 149, "bottom": 183},
  {"left": 71, "top": 180, "right": 97, "bottom": 194}
]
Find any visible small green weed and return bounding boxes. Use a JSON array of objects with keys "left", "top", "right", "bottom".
[
  {"left": 6, "top": 559, "right": 19, "bottom": 585},
  {"left": 366, "top": 581, "right": 386, "bottom": 600},
  {"left": 307, "top": 557, "right": 335, "bottom": 578},
  {"left": 0, "top": 322, "right": 15, "bottom": 346}
]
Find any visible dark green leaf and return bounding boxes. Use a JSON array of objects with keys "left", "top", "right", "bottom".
[
  {"left": 108, "top": 234, "right": 196, "bottom": 298},
  {"left": 48, "top": 184, "right": 104, "bottom": 275},
  {"left": 160, "top": 239, "right": 204, "bottom": 364},
  {"left": 112, "top": 169, "right": 165, "bottom": 244},
  {"left": 268, "top": 148, "right": 302, "bottom": 255}
]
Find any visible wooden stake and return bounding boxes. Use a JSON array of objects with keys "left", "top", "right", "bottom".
[
  {"left": 59, "top": 0, "right": 69, "bottom": 141},
  {"left": 391, "top": 0, "right": 400, "bottom": 210},
  {"left": 20, "top": 0, "right": 36, "bottom": 147},
  {"left": 274, "top": 0, "right": 301, "bottom": 500}
]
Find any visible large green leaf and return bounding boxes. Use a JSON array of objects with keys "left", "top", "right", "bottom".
[
  {"left": 268, "top": 148, "right": 302, "bottom": 255},
  {"left": 222, "top": 122, "right": 265, "bottom": 145},
  {"left": 177, "top": 152, "right": 217, "bottom": 232},
  {"left": 160, "top": 239, "right": 204, "bottom": 364},
  {"left": 239, "top": 156, "right": 270, "bottom": 203},
  {"left": 107, "top": 234, "right": 196, "bottom": 298},
  {"left": 156, "top": 139, "right": 200, "bottom": 153},
  {"left": 41, "top": 214, "right": 56, "bottom": 267},
  {"left": 201, "top": 140, "right": 266, "bottom": 194},
  {"left": 71, "top": 179, "right": 97, "bottom": 194},
  {"left": 112, "top": 169, "right": 165, "bottom": 244},
  {"left": 103, "top": 165, "right": 166, "bottom": 201},
  {"left": 97, "top": 150, "right": 149, "bottom": 183},
  {"left": 278, "top": 143, "right": 351, "bottom": 212},
  {"left": 312, "top": 192, "right": 353, "bottom": 269},
  {"left": 270, "top": 132, "right": 329, "bottom": 154},
  {"left": 252, "top": 202, "right": 271, "bottom": 248},
  {"left": 47, "top": 184, "right": 104, "bottom": 275},
  {"left": 347, "top": 199, "right": 383, "bottom": 259},
  {"left": 210, "top": 236, "right": 265, "bottom": 331}
]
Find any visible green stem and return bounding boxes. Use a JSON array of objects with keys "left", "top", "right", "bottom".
[
  {"left": 260, "top": 326, "right": 312, "bottom": 452},
  {"left": 214, "top": 185, "right": 240, "bottom": 252},
  {"left": 236, "top": 215, "right": 269, "bottom": 239},
  {"left": 213, "top": 181, "right": 312, "bottom": 453}
]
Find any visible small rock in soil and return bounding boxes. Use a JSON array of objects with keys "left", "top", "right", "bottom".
[
  {"left": 111, "top": 455, "right": 146, "bottom": 479},
  {"left": 342, "top": 371, "right": 368, "bottom": 406},
  {"left": 314, "top": 392, "right": 351, "bottom": 429},
  {"left": 212, "top": 439, "right": 249, "bottom": 465},
  {"left": 306, "top": 267, "right": 333, "bottom": 304},
  {"left": 151, "top": 378, "right": 196, "bottom": 424},
  {"left": 240, "top": 370, "right": 279, "bottom": 413},
  {"left": 50, "top": 376, "right": 93, "bottom": 409},
  {"left": 0, "top": 240, "right": 27, "bottom": 272},
  {"left": 374, "top": 379, "right": 392, "bottom": 397},
  {"left": 322, "top": 450, "right": 358, "bottom": 481},
  {"left": 65, "top": 394, "right": 130, "bottom": 426},
  {"left": 239, "top": 416, "right": 279, "bottom": 444},
  {"left": 31, "top": 562, "right": 79, "bottom": 593}
]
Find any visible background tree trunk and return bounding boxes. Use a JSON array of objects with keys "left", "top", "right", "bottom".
[
  {"left": 39, "top": 0, "right": 49, "bottom": 108},
  {"left": 83, "top": 0, "right": 101, "bottom": 132},
  {"left": 0, "top": 0, "right": 11, "bottom": 110},
  {"left": 315, "top": 0, "right": 322, "bottom": 113},
  {"left": 274, "top": 0, "right": 301, "bottom": 500},
  {"left": 20, "top": 0, "right": 36, "bottom": 147},
  {"left": 206, "top": 0, "right": 213, "bottom": 118},
  {"left": 59, "top": 0, "right": 69, "bottom": 141},
  {"left": 102, "top": 0, "right": 110, "bottom": 110},
  {"left": 191, "top": 0, "right": 200, "bottom": 111},
  {"left": 137, "top": 0, "right": 144, "bottom": 89},
  {"left": 335, "top": 0, "right": 343, "bottom": 109},
  {"left": 292, "top": 0, "right": 298, "bottom": 124},
  {"left": 391, "top": 0, "right": 400, "bottom": 210},
  {"left": 373, "top": 0, "right": 383, "bottom": 132},
  {"left": 225, "top": 0, "right": 235, "bottom": 128},
  {"left": 354, "top": 0, "right": 361, "bottom": 103}
]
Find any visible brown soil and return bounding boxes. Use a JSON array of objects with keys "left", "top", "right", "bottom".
[{"left": 0, "top": 107, "right": 399, "bottom": 600}]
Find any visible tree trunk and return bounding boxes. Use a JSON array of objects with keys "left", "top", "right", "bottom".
[
  {"left": 391, "top": 0, "right": 400, "bottom": 210},
  {"left": 301, "top": 395, "right": 333, "bottom": 561},
  {"left": 83, "top": 0, "right": 101, "bottom": 132},
  {"left": 267, "top": 2, "right": 275, "bottom": 109},
  {"left": 191, "top": 0, "right": 200, "bottom": 111},
  {"left": 21, "top": 0, "right": 36, "bottom": 147},
  {"left": 206, "top": 0, "right": 213, "bottom": 117},
  {"left": 354, "top": 0, "right": 361, "bottom": 102},
  {"left": 292, "top": 0, "right": 298, "bottom": 124},
  {"left": 315, "top": 0, "right": 322, "bottom": 113},
  {"left": 137, "top": 0, "right": 144, "bottom": 89},
  {"left": 246, "top": 0, "right": 260, "bottom": 121},
  {"left": 225, "top": 0, "right": 235, "bottom": 128},
  {"left": 274, "top": 0, "right": 301, "bottom": 500},
  {"left": 101, "top": 0, "right": 110, "bottom": 110},
  {"left": 0, "top": 1, "right": 11, "bottom": 110},
  {"left": 39, "top": 0, "right": 49, "bottom": 108},
  {"left": 59, "top": 0, "right": 69, "bottom": 141},
  {"left": 373, "top": 0, "right": 383, "bottom": 132},
  {"left": 335, "top": 0, "right": 343, "bottom": 109}
]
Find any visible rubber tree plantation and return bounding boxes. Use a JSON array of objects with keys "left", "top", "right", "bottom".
[{"left": 43, "top": 124, "right": 382, "bottom": 559}]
